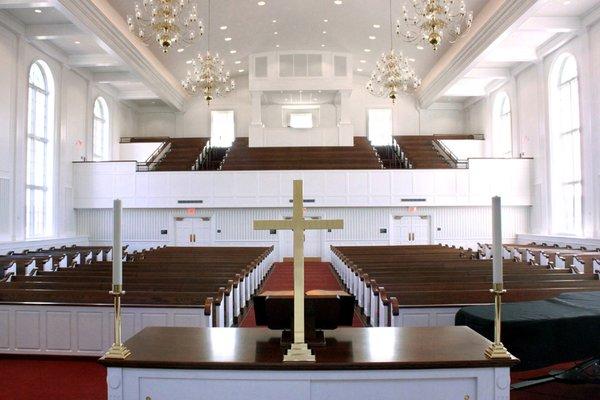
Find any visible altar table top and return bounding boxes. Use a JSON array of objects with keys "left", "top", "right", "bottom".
[{"left": 100, "top": 326, "right": 518, "bottom": 370}]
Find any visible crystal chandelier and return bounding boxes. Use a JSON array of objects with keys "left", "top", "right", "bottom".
[
  {"left": 367, "top": 0, "right": 421, "bottom": 103},
  {"left": 397, "top": 0, "right": 473, "bottom": 51},
  {"left": 181, "top": 0, "right": 235, "bottom": 105},
  {"left": 127, "top": 0, "right": 203, "bottom": 54}
]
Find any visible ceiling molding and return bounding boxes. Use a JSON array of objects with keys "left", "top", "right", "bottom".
[
  {"left": 416, "top": 0, "right": 540, "bottom": 109},
  {"left": 464, "top": 67, "right": 510, "bottom": 80},
  {"left": 93, "top": 71, "right": 139, "bottom": 84},
  {"left": 25, "top": 22, "right": 81, "bottom": 39},
  {"left": 583, "top": 4, "right": 600, "bottom": 28},
  {"left": 54, "top": 0, "right": 187, "bottom": 110},
  {"left": 118, "top": 88, "right": 160, "bottom": 101},
  {"left": 536, "top": 31, "right": 577, "bottom": 60},
  {"left": 67, "top": 53, "right": 122, "bottom": 67},
  {"left": 0, "top": 0, "right": 52, "bottom": 8},
  {"left": 519, "top": 16, "right": 582, "bottom": 32}
]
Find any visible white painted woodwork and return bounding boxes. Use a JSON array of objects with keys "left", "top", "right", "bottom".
[
  {"left": 107, "top": 367, "right": 510, "bottom": 400},
  {"left": 174, "top": 217, "right": 212, "bottom": 247},
  {"left": 391, "top": 215, "right": 431, "bottom": 245},
  {"left": 0, "top": 304, "right": 212, "bottom": 356},
  {"left": 73, "top": 159, "right": 533, "bottom": 209}
]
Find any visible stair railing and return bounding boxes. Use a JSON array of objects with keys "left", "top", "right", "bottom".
[
  {"left": 137, "top": 140, "right": 172, "bottom": 172},
  {"left": 432, "top": 139, "right": 467, "bottom": 169}
]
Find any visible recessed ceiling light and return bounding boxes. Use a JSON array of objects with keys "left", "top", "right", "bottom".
[
  {"left": 408, "top": 58, "right": 415, "bottom": 62},
  {"left": 321, "top": 44, "right": 326, "bottom": 47},
  {"left": 323, "top": 19, "right": 328, "bottom": 22},
  {"left": 276, "top": 44, "right": 280, "bottom": 48},
  {"left": 360, "top": 59, "right": 366, "bottom": 63},
  {"left": 186, "top": 60, "right": 193, "bottom": 64},
  {"left": 224, "top": 37, "right": 232, "bottom": 41},
  {"left": 322, "top": 30, "right": 327, "bottom": 34},
  {"left": 230, "top": 50, "right": 237, "bottom": 54},
  {"left": 369, "top": 36, "right": 376, "bottom": 40},
  {"left": 257, "top": 1, "right": 266, "bottom": 5},
  {"left": 34, "top": 9, "right": 42, "bottom": 13},
  {"left": 334, "top": 0, "right": 343, "bottom": 4},
  {"left": 364, "top": 48, "right": 371, "bottom": 52},
  {"left": 357, "top": 68, "right": 363, "bottom": 72},
  {"left": 272, "top": 19, "right": 277, "bottom": 23},
  {"left": 177, "top": 48, "right": 184, "bottom": 52},
  {"left": 373, "top": 24, "right": 381, "bottom": 29},
  {"left": 563, "top": 0, "right": 571, "bottom": 4},
  {"left": 220, "top": 26, "right": 228, "bottom": 30},
  {"left": 238, "top": 69, "right": 245, "bottom": 72},
  {"left": 234, "top": 60, "right": 241, "bottom": 64},
  {"left": 274, "top": 31, "right": 278, "bottom": 35},
  {"left": 416, "top": 45, "right": 424, "bottom": 50},
  {"left": 74, "top": 41, "right": 81, "bottom": 45}
]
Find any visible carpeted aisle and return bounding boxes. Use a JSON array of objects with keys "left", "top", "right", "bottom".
[
  {"left": 239, "top": 261, "right": 364, "bottom": 327},
  {"left": 0, "top": 356, "right": 107, "bottom": 400}
]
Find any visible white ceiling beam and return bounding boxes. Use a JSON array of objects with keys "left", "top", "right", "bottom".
[
  {"left": 536, "top": 32, "right": 577, "bottom": 60},
  {"left": 464, "top": 68, "right": 510, "bottom": 80},
  {"left": 417, "top": 0, "right": 541, "bottom": 109},
  {"left": 118, "top": 88, "right": 160, "bottom": 101},
  {"left": 25, "top": 23, "right": 81, "bottom": 39},
  {"left": 519, "top": 16, "right": 582, "bottom": 33},
  {"left": 54, "top": 0, "right": 187, "bottom": 111},
  {"left": 68, "top": 53, "right": 123, "bottom": 68},
  {"left": 0, "top": 0, "right": 52, "bottom": 8},
  {"left": 93, "top": 71, "right": 140, "bottom": 84},
  {"left": 483, "top": 47, "right": 538, "bottom": 63}
]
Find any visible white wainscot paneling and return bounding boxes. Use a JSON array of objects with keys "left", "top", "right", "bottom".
[
  {"left": 0, "top": 305, "right": 211, "bottom": 356},
  {"left": 73, "top": 159, "right": 532, "bottom": 209}
]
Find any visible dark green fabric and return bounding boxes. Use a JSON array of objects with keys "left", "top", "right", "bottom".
[{"left": 455, "top": 291, "right": 600, "bottom": 370}]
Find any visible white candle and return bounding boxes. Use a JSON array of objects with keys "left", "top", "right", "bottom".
[
  {"left": 492, "top": 196, "right": 503, "bottom": 285},
  {"left": 113, "top": 199, "right": 123, "bottom": 286}
]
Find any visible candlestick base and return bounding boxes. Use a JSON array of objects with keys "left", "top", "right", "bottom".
[
  {"left": 485, "top": 342, "right": 512, "bottom": 359},
  {"left": 104, "top": 343, "right": 131, "bottom": 359},
  {"left": 283, "top": 343, "right": 316, "bottom": 362}
]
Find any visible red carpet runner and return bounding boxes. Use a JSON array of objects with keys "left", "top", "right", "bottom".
[{"left": 239, "top": 261, "right": 364, "bottom": 327}]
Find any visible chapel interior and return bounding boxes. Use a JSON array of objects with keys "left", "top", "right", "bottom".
[{"left": 1, "top": 0, "right": 600, "bottom": 399}]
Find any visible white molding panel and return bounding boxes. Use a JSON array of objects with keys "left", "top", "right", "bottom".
[
  {"left": 0, "top": 304, "right": 211, "bottom": 356},
  {"left": 108, "top": 366, "right": 510, "bottom": 400},
  {"left": 73, "top": 159, "right": 533, "bottom": 209}
]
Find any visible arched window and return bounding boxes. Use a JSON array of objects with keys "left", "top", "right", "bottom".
[
  {"left": 26, "top": 60, "right": 54, "bottom": 238},
  {"left": 93, "top": 97, "right": 110, "bottom": 161},
  {"left": 493, "top": 92, "right": 512, "bottom": 158},
  {"left": 549, "top": 53, "right": 582, "bottom": 234}
]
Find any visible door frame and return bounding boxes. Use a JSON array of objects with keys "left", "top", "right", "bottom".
[
  {"left": 389, "top": 214, "right": 432, "bottom": 245},
  {"left": 172, "top": 215, "right": 215, "bottom": 246}
]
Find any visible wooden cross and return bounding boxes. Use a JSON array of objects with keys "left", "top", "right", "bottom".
[{"left": 253, "top": 180, "right": 343, "bottom": 362}]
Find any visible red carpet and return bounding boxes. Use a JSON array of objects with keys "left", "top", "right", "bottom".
[
  {"left": 0, "top": 356, "right": 107, "bottom": 400},
  {"left": 239, "top": 261, "right": 364, "bottom": 327}
]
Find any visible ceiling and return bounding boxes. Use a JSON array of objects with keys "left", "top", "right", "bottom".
[
  {"left": 0, "top": 0, "right": 598, "bottom": 110},
  {"left": 106, "top": 0, "right": 488, "bottom": 81},
  {"left": 445, "top": 0, "right": 600, "bottom": 101}
]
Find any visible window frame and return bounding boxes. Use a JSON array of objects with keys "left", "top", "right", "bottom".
[
  {"left": 92, "top": 96, "right": 110, "bottom": 161},
  {"left": 25, "top": 60, "right": 54, "bottom": 239},
  {"left": 548, "top": 53, "right": 583, "bottom": 236},
  {"left": 493, "top": 91, "right": 513, "bottom": 158}
]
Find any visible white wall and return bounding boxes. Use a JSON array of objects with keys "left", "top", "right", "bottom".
[
  {"left": 0, "top": 22, "right": 138, "bottom": 244},
  {"left": 468, "top": 22, "right": 600, "bottom": 239},
  {"left": 131, "top": 73, "right": 468, "bottom": 145},
  {"left": 76, "top": 206, "right": 530, "bottom": 255}
]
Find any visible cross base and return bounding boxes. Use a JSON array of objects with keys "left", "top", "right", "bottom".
[
  {"left": 283, "top": 343, "right": 316, "bottom": 362},
  {"left": 484, "top": 342, "right": 512, "bottom": 359},
  {"left": 104, "top": 343, "right": 131, "bottom": 359}
]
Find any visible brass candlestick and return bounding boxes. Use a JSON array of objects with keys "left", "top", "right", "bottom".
[
  {"left": 485, "top": 283, "right": 512, "bottom": 359},
  {"left": 104, "top": 285, "right": 131, "bottom": 359}
]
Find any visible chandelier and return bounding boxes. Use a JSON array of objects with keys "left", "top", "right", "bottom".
[
  {"left": 367, "top": 0, "right": 421, "bottom": 103},
  {"left": 181, "top": 0, "right": 235, "bottom": 105},
  {"left": 397, "top": 0, "right": 473, "bottom": 51},
  {"left": 127, "top": 0, "right": 203, "bottom": 54}
]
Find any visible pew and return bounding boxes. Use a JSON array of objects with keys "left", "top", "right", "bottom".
[{"left": 330, "top": 245, "right": 600, "bottom": 328}]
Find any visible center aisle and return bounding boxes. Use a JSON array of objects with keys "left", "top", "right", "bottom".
[{"left": 239, "top": 261, "right": 364, "bottom": 327}]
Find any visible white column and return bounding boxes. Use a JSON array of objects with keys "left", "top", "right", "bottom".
[{"left": 249, "top": 90, "right": 264, "bottom": 147}]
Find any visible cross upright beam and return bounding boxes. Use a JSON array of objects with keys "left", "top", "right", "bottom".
[{"left": 253, "top": 180, "right": 343, "bottom": 362}]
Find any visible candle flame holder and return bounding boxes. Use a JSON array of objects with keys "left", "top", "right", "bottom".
[
  {"left": 485, "top": 283, "right": 512, "bottom": 359},
  {"left": 104, "top": 284, "right": 131, "bottom": 359}
]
